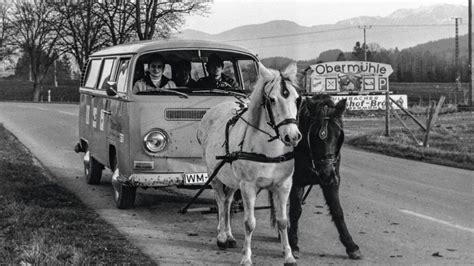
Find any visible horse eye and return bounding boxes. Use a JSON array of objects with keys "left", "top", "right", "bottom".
[
  {"left": 269, "top": 97, "right": 276, "bottom": 104},
  {"left": 281, "top": 87, "right": 289, "bottom": 98}
]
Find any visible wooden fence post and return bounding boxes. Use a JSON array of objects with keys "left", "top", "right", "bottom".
[
  {"left": 423, "top": 96, "right": 445, "bottom": 147},
  {"left": 385, "top": 90, "right": 390, "bottom": 137},
  {"left": 389, "top": 104, "right": 422, "bottom": 146}
]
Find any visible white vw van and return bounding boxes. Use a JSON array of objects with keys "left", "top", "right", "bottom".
[{"left": 75, "top": 39, "right": 258, "bottom": 208}]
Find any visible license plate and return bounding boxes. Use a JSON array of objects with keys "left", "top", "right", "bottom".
[{"left": 184, "top": 172, "right": 209, "bottom": 185}]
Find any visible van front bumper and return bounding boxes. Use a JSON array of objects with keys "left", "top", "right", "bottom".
[{"left": 125, "top": 172, "right": 209, "bottom": 187}]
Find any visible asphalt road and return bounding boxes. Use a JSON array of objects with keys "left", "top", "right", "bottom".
[{"left": 0, "top": 102, "right": 472, "bottom": 265}]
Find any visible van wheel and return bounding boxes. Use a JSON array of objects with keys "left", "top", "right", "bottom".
[
  {"left": 111, "top": 159, "right": 136, "bottom": 209},
  {"left": 84, "top": 151, "right": 102, "bottom": 185}
]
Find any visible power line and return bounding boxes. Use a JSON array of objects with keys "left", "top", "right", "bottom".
[
  {"left": 221, "top": 26, "right": 357, "bottom": 43},
  {"left": 220, "top": 23, "right": 467, "bottom": 44}
]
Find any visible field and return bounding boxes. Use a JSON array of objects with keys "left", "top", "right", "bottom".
[
  {"left": 0, "top": 124, "right": 154, "bottom": 264},
  {"left": 390, "top": 82, "right": 468, "bottom": 106},
  {"left": 344, "top": 111, "right": 474, "bottom": 170}
]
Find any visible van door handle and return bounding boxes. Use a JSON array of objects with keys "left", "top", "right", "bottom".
[{"left": 101, "top": 110, "right": 112, "bottom": 116}]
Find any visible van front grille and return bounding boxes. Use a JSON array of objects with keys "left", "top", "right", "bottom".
[{"left": 165, "top": 108, "right": 209, "bottom": 121}]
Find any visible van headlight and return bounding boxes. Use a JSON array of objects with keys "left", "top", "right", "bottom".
[{"left": 144, "top": 129, "right": 169, "bottom": 153}]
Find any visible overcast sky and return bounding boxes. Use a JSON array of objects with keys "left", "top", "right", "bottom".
[{"left": 184, "top": 0, "right": 469, "bottom": 34}]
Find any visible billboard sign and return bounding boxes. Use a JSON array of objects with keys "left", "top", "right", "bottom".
[
  {"left": 305, "top": 61, "right": 393, "bottom": 93},
  {"left": 331, "top": 94, "right": 408, "bottom": 111}
]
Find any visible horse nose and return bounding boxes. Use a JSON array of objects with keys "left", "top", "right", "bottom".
[{"left": 295, "top": 132, "right": 302, "bottom": 142}]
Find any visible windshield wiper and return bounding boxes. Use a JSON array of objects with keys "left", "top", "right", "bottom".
[
  {"left": 197, "top": 89, "right": 248, "bottom": 98},
  {"left": 137, "top": 89, "right": 189, "bottom": 98},
  {"left": 160, "top": 88, "right": 189, "bottom": 98}
]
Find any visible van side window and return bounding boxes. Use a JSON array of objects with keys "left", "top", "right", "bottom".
[
  {"left": 84, "top": 59, "right": 101, "bottom": 89},
  {"left": 116, "top": 59, "right": 130, "bottom": 93},
  {"left": 98, "top": 58, "right": 116, "bottom": 90}
]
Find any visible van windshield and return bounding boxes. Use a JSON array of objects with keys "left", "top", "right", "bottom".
[{"left": 133, "top": 50, "right": 258, "bottom": 95}]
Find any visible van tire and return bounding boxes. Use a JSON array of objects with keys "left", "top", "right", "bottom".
[
  {"left": 114, "top": 183, "right": 136, "bottom": 209},
  {"left": 111, "top": 155, "right": 136, "bottom": 209},
  {"left": 84, "top": 151, "right": 103, "bottom": 185}
]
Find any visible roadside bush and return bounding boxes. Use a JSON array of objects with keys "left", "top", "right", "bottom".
[{"left": 0, "top": 80, "right": 80, "bottom": 102}]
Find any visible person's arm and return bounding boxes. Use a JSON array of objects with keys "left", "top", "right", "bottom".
[
  {"left": 167, "top": 80, "right": 177, "bottom": 88},
  {"left": 132, "top": 80, "right": 143, "bottom": 94}
]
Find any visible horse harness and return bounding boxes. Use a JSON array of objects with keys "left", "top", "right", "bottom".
[
  {"left": 180, "top": 75, "right": 298, "bottom": 213},
  {"left": 306, "top": 104, "right": 343, "bottom": 177},
  {"left": 216, "top": 73, "right": 298, "bottom": 164}
]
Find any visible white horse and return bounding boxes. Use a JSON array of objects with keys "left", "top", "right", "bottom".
[{"left": 197, "top": 62, "right": 302, "bottom": 265}]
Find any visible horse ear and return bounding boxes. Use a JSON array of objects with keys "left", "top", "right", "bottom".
[
  {"left": 258, "top": 62, "right": 273, "bottom": 80},
  {"left": 282, "top": 62, "right": 297, "bottom": 80},
  {"left": 334, "top": 99, "right": 347, "bottom": 116}
]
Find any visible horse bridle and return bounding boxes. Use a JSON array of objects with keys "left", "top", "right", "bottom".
[
  {"left": 306, "top": 104, "right": 344, "bottom": 176},
  {"left": 261, "top": 73, "right": 299, "bottom": 142}
]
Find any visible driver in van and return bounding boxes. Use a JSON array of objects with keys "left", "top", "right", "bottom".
[
  {"left": 173, "top": 59, "right": 197, "bottom": 88},
  {"left": 133, "top": 54, "right": 176, "bottom": 93},
  {"left": 197, "top": 53, "right": 238, "bottom": 89}
]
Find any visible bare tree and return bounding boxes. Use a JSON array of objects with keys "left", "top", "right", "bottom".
[
  {"left": 134, "top": 0, "right": 209, "bottom": 40},
  {"left": 0, "top": 3, "right": 13, "bottom": 60},
  {"left": 97, "top": 1, "right": 136, "bottom": 45},
  {"left": 96, "top": 0, "right": 209, "bottom": 45},
  {"left": 8, "top": 1, "right": 61, "bottom": 102},
  {"left": 53, "top": 2, "right": 108, "bottom": 72}
]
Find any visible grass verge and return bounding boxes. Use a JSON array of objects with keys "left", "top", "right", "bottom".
[
  {"left": 0, "top": 124, "right": 155, "bottom": 264},
  {"left": 346, "top": 112, "right": 474, "bottom": 170}
]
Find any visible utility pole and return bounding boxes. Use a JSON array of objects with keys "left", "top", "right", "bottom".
[
  {"left": 358, "top": 25, "right": 372, "bottom": 61},
  {"left": 469, "top": 0, "right": 473, "bottom": 106},
  {"left": 452, "top": 17, "right": 462, "bottom": 93}
]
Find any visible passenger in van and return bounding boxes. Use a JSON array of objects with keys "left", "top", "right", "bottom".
[
  {"left": 173, "top": 59, "right": 197, "bottom": 88},
  {"left": 197, "top": 53, "right": 238, "bottom": 90},
  {"left": 133, "top": 54, "right": 176, "bottom": 93}
]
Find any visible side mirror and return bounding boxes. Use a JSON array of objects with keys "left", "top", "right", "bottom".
[{"left": 105, "top": 80, "right": 118, "bottom": 96}]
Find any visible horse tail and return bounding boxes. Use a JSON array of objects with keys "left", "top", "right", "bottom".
[{"left": 268, "top": 191, "right": 277, "bottom": 229}]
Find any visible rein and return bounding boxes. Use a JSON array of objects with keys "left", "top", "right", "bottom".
[
  {"left": 219, "top": 101, "right": 294, "bottom": 164},
  {"left": 216, "top": 74, "right": 300, "bottom": 164},
  {"left": 261, "top": 74, "right": 299, "bottom": 142}
]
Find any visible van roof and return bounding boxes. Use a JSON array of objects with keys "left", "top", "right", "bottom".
[{"left": 90, "top": 39, "right": 257, "bottom": 57}]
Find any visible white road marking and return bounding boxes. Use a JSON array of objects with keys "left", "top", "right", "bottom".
[
  {"left": 57, "top": 110, "right": 76, "bottom": 116},
  {"left": 400, "top": 209, "right": 474, "bottom": 234},
  {"left": 16, "top": 105, "right": 48, "bottom": 111}
]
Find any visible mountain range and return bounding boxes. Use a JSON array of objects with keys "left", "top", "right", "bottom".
[{"left": 173, "top": 4, "right": 469, "bottom": 60}]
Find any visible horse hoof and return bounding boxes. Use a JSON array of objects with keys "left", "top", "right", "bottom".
[
  {"left": 240, "top": 258, "right": 252, "bottom": 265},
  {"left": 292, "top": 250, "right": 300, "bottom": 259},
  {"left": 283, "top": 262, "right": 297, "bottom": 266},
  {"left": 217, "top": 240, "right": 228, "bottom": 250},
  {"left": 348, "top": 249, "right": 362, "bottom": 260},
  {"left": 227, "top": 239, "right": 237, "bottom": 248}
]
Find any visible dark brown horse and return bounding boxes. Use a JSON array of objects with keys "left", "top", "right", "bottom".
[{"left": 288, "top": 94, "right": 361, "bottom": 259}]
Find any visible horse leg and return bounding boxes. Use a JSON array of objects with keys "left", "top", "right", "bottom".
[
  {"left": 288, "top": 184, "right": 304, "bottom": 258},
  {"left": 223, "top": 186, "right": 238, "bottom": 248},
  {"left": 272, "top": 183, "right": 296, "bottom": 265},
  {"left": 239, "top": 182, "right": 257, "bottom": 266},
  {"left": 321, "top": 184, "right": 362, "bottom": 259},
  {"left": 212, "top": 180, "right": 229, "bottom": 249}
]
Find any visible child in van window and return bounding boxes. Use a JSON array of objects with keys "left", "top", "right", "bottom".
[
  {"left": 173, "top": 59, "right": 197, "bottom": 88},
  {"left": 197, "top": 53, "right": 238, "bottom": 90},
  {"left": 133, "top": 54, "right": 176, "bottom": 93}
]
